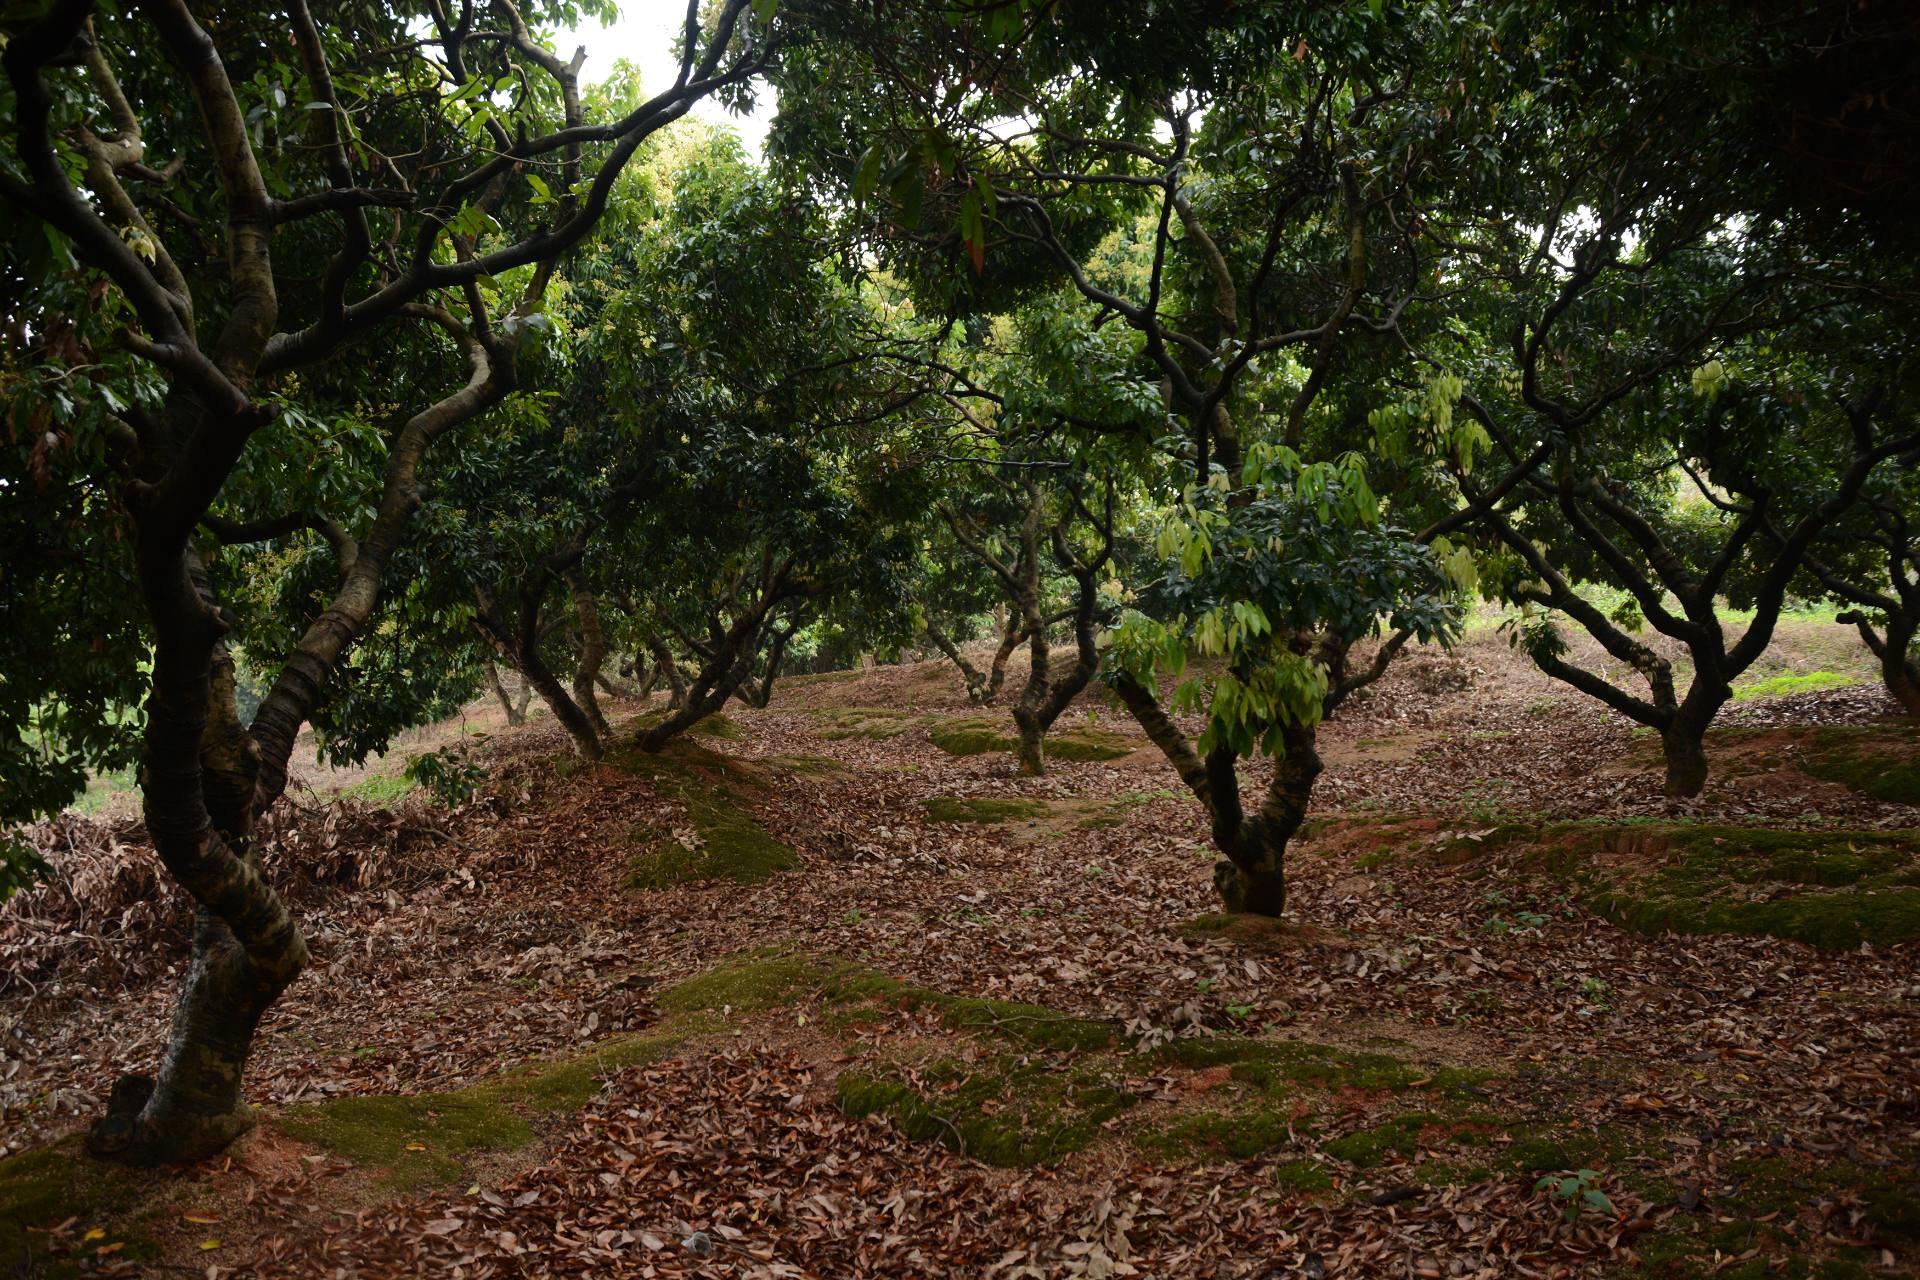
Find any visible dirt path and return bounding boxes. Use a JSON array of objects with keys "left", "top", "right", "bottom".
[{"left": 2, "top": 632, "right": 1916, "bottom": 1277}]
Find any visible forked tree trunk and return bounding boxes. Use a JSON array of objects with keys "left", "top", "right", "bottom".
[
  {"left": 486, "top": 658, "right": 529, "bottom": 726},
  {"left": 1210, "top": 722, "right": 1322, "bottom": 917},
  {"left": 1112, "top": 672, "right": 1323, "bottom": 919},
  {"left": 566, "top": 569, "right": 610, "bottom": 737}
]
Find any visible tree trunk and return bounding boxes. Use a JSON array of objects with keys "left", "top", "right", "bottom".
[
  {"left": 1013, "top": 712, "right": 1045, "bottom": 776},
  {"left": 565, "top": 569, "right": 610, "bottom": 737},
  {"left": 486, "top": 658, "right": 526, "bottom": 726},
  {"left": 925, "top": 621, "right": 990, "bottom": 703},
  {"left": 982, "top": 613, "right": 1023, "bottom": 704},
  {"left": 1213, "top": 721, "right": 1323, "bottom": 917},
  {"left": 1857, "top": 611, "right": 1920, "bottom": 717},
  {"left": 1660, "top": 723, "right": 1709, "bottom": 798},
  {"left": 1011, "top": 618, "right": 1051, "bottom": 776},
  {"left": 476, "top": 588, "right": 601, "bottom": 759},
  {"left": 646, "top": 636, "right": 689, "bottom": 710},
  {"left": 523, "top": 654, "right": 603, "bottom": 759},
  {"left": 95, "top": 544, "right": 308, "bottom": 1165}
]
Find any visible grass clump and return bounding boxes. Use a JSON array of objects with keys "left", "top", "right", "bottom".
[
  {"left": 836, "top": 1057, "right": 1136, "bottom": 1167},
  {"left": 924, "top": 796, "right": 1051, "bottom": 824},
  {"left": 340, "top": 772, "right": 414, "bottom": 808},
  {"left": 1732, "top": 671, "right": 1860, "bottom": 701}
]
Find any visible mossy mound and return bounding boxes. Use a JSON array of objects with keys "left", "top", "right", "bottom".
[
  {"left": 1419, "top": 821, "right": 1920, "bottom": 950},
  {"left": 1732, "top": 671, "right": 1861, "bottom": 701},
  {"left": 614, "top": 740, "right": 797, "bottom": 889},
  {"left": 1153, "top": 1035, "right": 1494, "bottom": 1096},
  {"left": 1801, "top": 723, "right": 1920, "bottom": 805},
  {"left": 926, "top": 715, "right": 1134, "bottom": 762},
  {"left": 630, "top": 710, "right": 744, "bottom": 741},
  {"left": 924, "top": 796, "right": 1051, "bottom": 824},
  {"left": 809, "top": 706, "right": 930, "bottom": 740},
  {"left": 0, "top": 1138, "right": 155, "bottom": 1273},
  {"left": 1138, "top": 1036, "right": 1496, "bottom": 1164},
  {"left": 837, "top": 1056, "right": 1136, "bottom": 1167}
]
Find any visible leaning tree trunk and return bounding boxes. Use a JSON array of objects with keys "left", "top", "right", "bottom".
[
  {"left": 476, "top": 587, "right": 602, "bottom": 759},
  {"left": 925, "top": 621, "right": 991, "bottom": 703},
  {"left": 92, "top": 547, "right": 309, "bottom": 1165},
  {"left": 646, "top": 636, "right": 690, "bottom": 710}
]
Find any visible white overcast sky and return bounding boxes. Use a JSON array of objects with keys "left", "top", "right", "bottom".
[{"left": 553, "top": 0, "right": 774, "bottom": 157}]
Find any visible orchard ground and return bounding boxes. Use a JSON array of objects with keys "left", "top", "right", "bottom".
[{"left": 2, "top": 614, "right": 1915, "bottom": 1278}]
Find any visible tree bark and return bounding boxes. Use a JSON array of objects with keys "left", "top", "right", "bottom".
[
  {"left": 475, "top": 587, "right": 602, "bottom": 760},
  {"left": 1211, "top": 722, "right": 1323, "bottom": 917},
  {"left": 486, "top": 658, "right": 528, "bottom": 726},
  {"left": 645, "top": 635, "right": 690, "bottom": 710},
  {"left": 1842, "top": 609, "right": 1920, "bottom": 716},
  {"left": 1661, "top": 683, "right": 1726, "bottom": 798},
  {"left": 565, "top": 568, "right": 610, "bottom": 737}
]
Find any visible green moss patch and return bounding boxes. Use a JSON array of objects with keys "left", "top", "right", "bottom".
[
  {"left": 837, "top": 1056, "right": 1136, "bottom": 1167},
  {"left": 1417, "top": 820, "right": 1920, "bottom": 950},
  {"left": 1153, "top": 1036, "right": 1494, "bottom": 1097},
  {"left": 631, "top": 710, "right": 743, "bottom": 740},
  {"left": 924, "top": 796, "right": 1052, "bottom": 824},
  {"left": 1632, "top": 1149, "right": 1918, "bottom": 1277},
  {"left": 1802, "top": 724, "right": 1920, "bottom": 805},
  {"left": 278, "top": 1093, "right": 534, "bottom": 1190},
  {"left": 614, "top": 741, "right": 797, "bottom": 889},
  {"left": 808, "top": 707, "right": 930, "bottom": 740},
  {"left": 926, "top": 715, "right": 1134, "bottom": 762},
  {"left": 1138, "top": 1035, "right": 1495, "bottom": 1164},
  {"left": 0, "top": 1138, "right": 155, "bottom": 1273}
]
